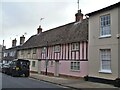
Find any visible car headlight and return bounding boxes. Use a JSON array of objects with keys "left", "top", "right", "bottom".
[{"left": 16, "top": 67, "right": 19, "bottom": 70}]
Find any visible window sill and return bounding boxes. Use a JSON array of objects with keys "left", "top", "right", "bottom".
[
  {"left": 99, "top": 70, "right": 112, "bottom": 74},
  {"left": 99, "top": 35, "right": 111, "bottom": 39},
  {"left": 54, "top": 51, "right": 60, "bottom": 53},
  {"left": 71, "top": 70, "right": 80, "bottom": 72},
  {"left": 71, "top": 49, "right": 79, "bottom": 52}
]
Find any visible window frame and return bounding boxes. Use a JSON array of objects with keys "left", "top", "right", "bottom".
[
  {"left": 33, "top": 48, "right": 37, "bottom": 54},
  {"left": 21, "top": 50, "right": 24, "bottom": 55},
  {"left": 71, "top": 43, "right": 79, "bottom": 51},
  {"left": 99, "top": 49, "right": 112, "bottom": 73},
  {"left": 32, "top": 61, "right": 36, "bottom": 67},
  {"left": 54, "top": 45, "right": 61, "bottom": 53},
  {"left": 100, "top": 14, "right": 111, "bottom": 37},
  {"left": 27, "top": 49, "right": 31, "bottom": 54},
  {"left": 41, "top": 47, "right": 46, "bottom": 54},
  {"left": 70, "top": 61, "right": 80, "bottom": 71}
]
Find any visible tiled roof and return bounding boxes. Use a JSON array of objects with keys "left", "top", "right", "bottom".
[
  {"left": 20, "top": 19, "right": 88, "bottom": 49},
  {"left": 5, "top": 45, "right": 21, "bottom": 51}
]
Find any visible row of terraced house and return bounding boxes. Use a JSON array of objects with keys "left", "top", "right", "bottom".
[{"left": 3, "top": 2, "right": 120, "bottom": 86}]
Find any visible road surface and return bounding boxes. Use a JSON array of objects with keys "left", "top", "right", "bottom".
[{"left": 1, "top": 72, "right": 70, "bottom": 89}]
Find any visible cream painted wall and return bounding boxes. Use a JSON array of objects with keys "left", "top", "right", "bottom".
[
  {"left": 17, "top": 49, "right": 38, "bottom": 72},
  {"left": 88, "top": 7, "right": 119, "bottom": 80},
  {"left": 29, "top": 59, "right": 38, "bottom": 72}
]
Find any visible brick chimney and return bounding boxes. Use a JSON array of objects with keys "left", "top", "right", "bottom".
[
  {"left": 37, "top": 25, "right": 42, "bottom": 34},
  {"left": 20, "top": 35, "right": 25, "bottom": 45},
  {"left": 75, "top": 9, "right": 83, "bottom": 22},
  {"left": 12, "top": 38, "right": 17, "bottom": 47}
]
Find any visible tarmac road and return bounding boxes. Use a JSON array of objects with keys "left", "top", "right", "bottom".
[{"left": 1, "top": 72, "right": 70, "bottom": 89}]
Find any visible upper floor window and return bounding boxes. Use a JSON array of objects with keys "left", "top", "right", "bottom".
[
  {"left": 100, "top": 14, "right": 111, "bottom": 37},
  {"left": 54, "top": 45, "right": 60, "bottom": 53},
  {"left": 33, "top": 48, "right": 37, "bottom": 54},
  {"left": 42, "top": 47, "right": 46, "bottom": 54},
  {"left": 28, "top": 49, "right": 31, "bottom": 54},
  {"left": 72, "top": 43, "right": 79, "bottom": 51},
  {"left": 10, "top": 51, "right": 15, "bottom": 56},
  {"left": 21, "top": 50, "right": 24, "bottom": 55},
  {"left": 4, "top": 52, "right": 8, "bottom": 57}
]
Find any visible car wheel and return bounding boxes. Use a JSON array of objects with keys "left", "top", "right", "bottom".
[
  {"left": 12, "top": 72, "right": 16, "bottom": 77},
  {"left": 25, "top": 73, "right": 29, "bottom": 77}
]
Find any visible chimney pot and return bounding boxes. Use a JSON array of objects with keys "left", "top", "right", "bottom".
[
  {"left": 20, "top": 35, "right": 25, "bottom": 45},
  {"left": 37, "top": 25, "right": 42, "bottom": 34},
  {"left": 75, "top": 9, "right": 83, "bottom": 22},
  {"left": 12, "top": 38, "right": 17, "bottom": 47}
]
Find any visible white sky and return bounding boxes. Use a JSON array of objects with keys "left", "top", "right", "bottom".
[{"left": 0, "top": 0, "right": 120, "bottom": 49}]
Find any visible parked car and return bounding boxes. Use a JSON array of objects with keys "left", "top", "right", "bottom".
[
  {"left": 2, "top": 63, "right": 10, "bottom": 74},
  {"left": 9, "top": 59, "right": 30, "bottom": 77},
  {"left": 0, "top": 63, "right": 3, "bottom": 72}
]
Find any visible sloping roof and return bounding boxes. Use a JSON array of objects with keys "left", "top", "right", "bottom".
[
  {"left": 86, "top": 1, "right": 120, "bottom": 16},
  {"left": 20, "top": 19, "right": 88, "bottom": 49},
  {"left": 5, "top": 45, "right": 21, "bottom": 51}
]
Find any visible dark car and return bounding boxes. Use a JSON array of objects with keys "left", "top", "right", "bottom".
[
  {"left": 2, "top": 63, "right": 10, "bottom": 74},
  {"left": 9, "top": 59, "right": 30, "bottom": 77}
]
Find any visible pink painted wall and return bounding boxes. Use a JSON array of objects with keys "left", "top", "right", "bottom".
[
  {"left": 40, "top": 60, "right": 55, "bottom": 73},
  {"left": 37, "top": 41, "right": 88, "bottom": 61},
  {"left": 40, "top": 60, "right": 88, "bottom": 77},
  {"left": 59, "top": 61, "right": 88, "bottom": 77},
  {"left": 37, "top": 41, "right": 88, "bottom": 77}
]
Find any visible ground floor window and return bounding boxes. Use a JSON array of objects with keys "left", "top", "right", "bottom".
[
  {"left": 71, "top": 61, "right": 80, "bottom": 71},
  {"left": 99, "top": 49, "right": 111, "bottom": 73},
  {"left": 32, "top": 61, "right": 36, "bottom": 67}
]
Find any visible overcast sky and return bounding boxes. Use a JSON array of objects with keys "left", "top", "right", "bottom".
[{"left": 0, "top": 0, "right": 120, "bottom": 49}]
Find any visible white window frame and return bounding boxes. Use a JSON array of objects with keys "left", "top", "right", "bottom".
[
  {"left": 99, "top": 49, "right": 112, "bottom": 73},
  {"left": 41, "top": 47, "right": 46, "bottom": 54},
  {"left": 4, "top": 52, "right": 8, "bottom": 57},
  {"left": 54, "top": 45, "right": 60, "bottom": 53},
  {"left": 71, "top": 61, "right": 80, "bottom": 71},
  {"left": 100, "top": 14, "right": 111, "bottom": 37},
  {"left": 71, "top": 43, "right": 79, "bottom": 51},
  {"left": 32, "top": 61, "right": 36, "bottom": 67}
]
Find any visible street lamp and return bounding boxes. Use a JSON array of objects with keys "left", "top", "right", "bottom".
[{"left": 45, "top": 41, "right": 48, "bottom": 75}]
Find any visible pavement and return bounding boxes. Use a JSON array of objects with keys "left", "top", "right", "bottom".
[{"left": 30, "top": 73, "right": 119, "bottom": 89}]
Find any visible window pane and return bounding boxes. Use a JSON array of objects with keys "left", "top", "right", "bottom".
[
  {"left": 32, "top": 61, "right": 35, "bottom": 67},
  {"left": 100, "top": 49, "right": 111, "bottom": 70},
  {"left": 54, "top": 45, "right": 60, "bottom": 52},
  {"left": 100, "top": 15, "right": 111, "bottom": 36},
  {"left": 71, "top": 62, "right": 80, "bottom": 70},
  {"left": 72, "top": 43, "right": 79, "bottom": 51},
  {"left": 102, "top": 60, "right": 110, "bottom": 70}
]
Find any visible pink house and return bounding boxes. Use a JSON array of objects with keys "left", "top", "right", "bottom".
[{"left": 18, "top": 10, "right": 88, "bottom": 78}]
